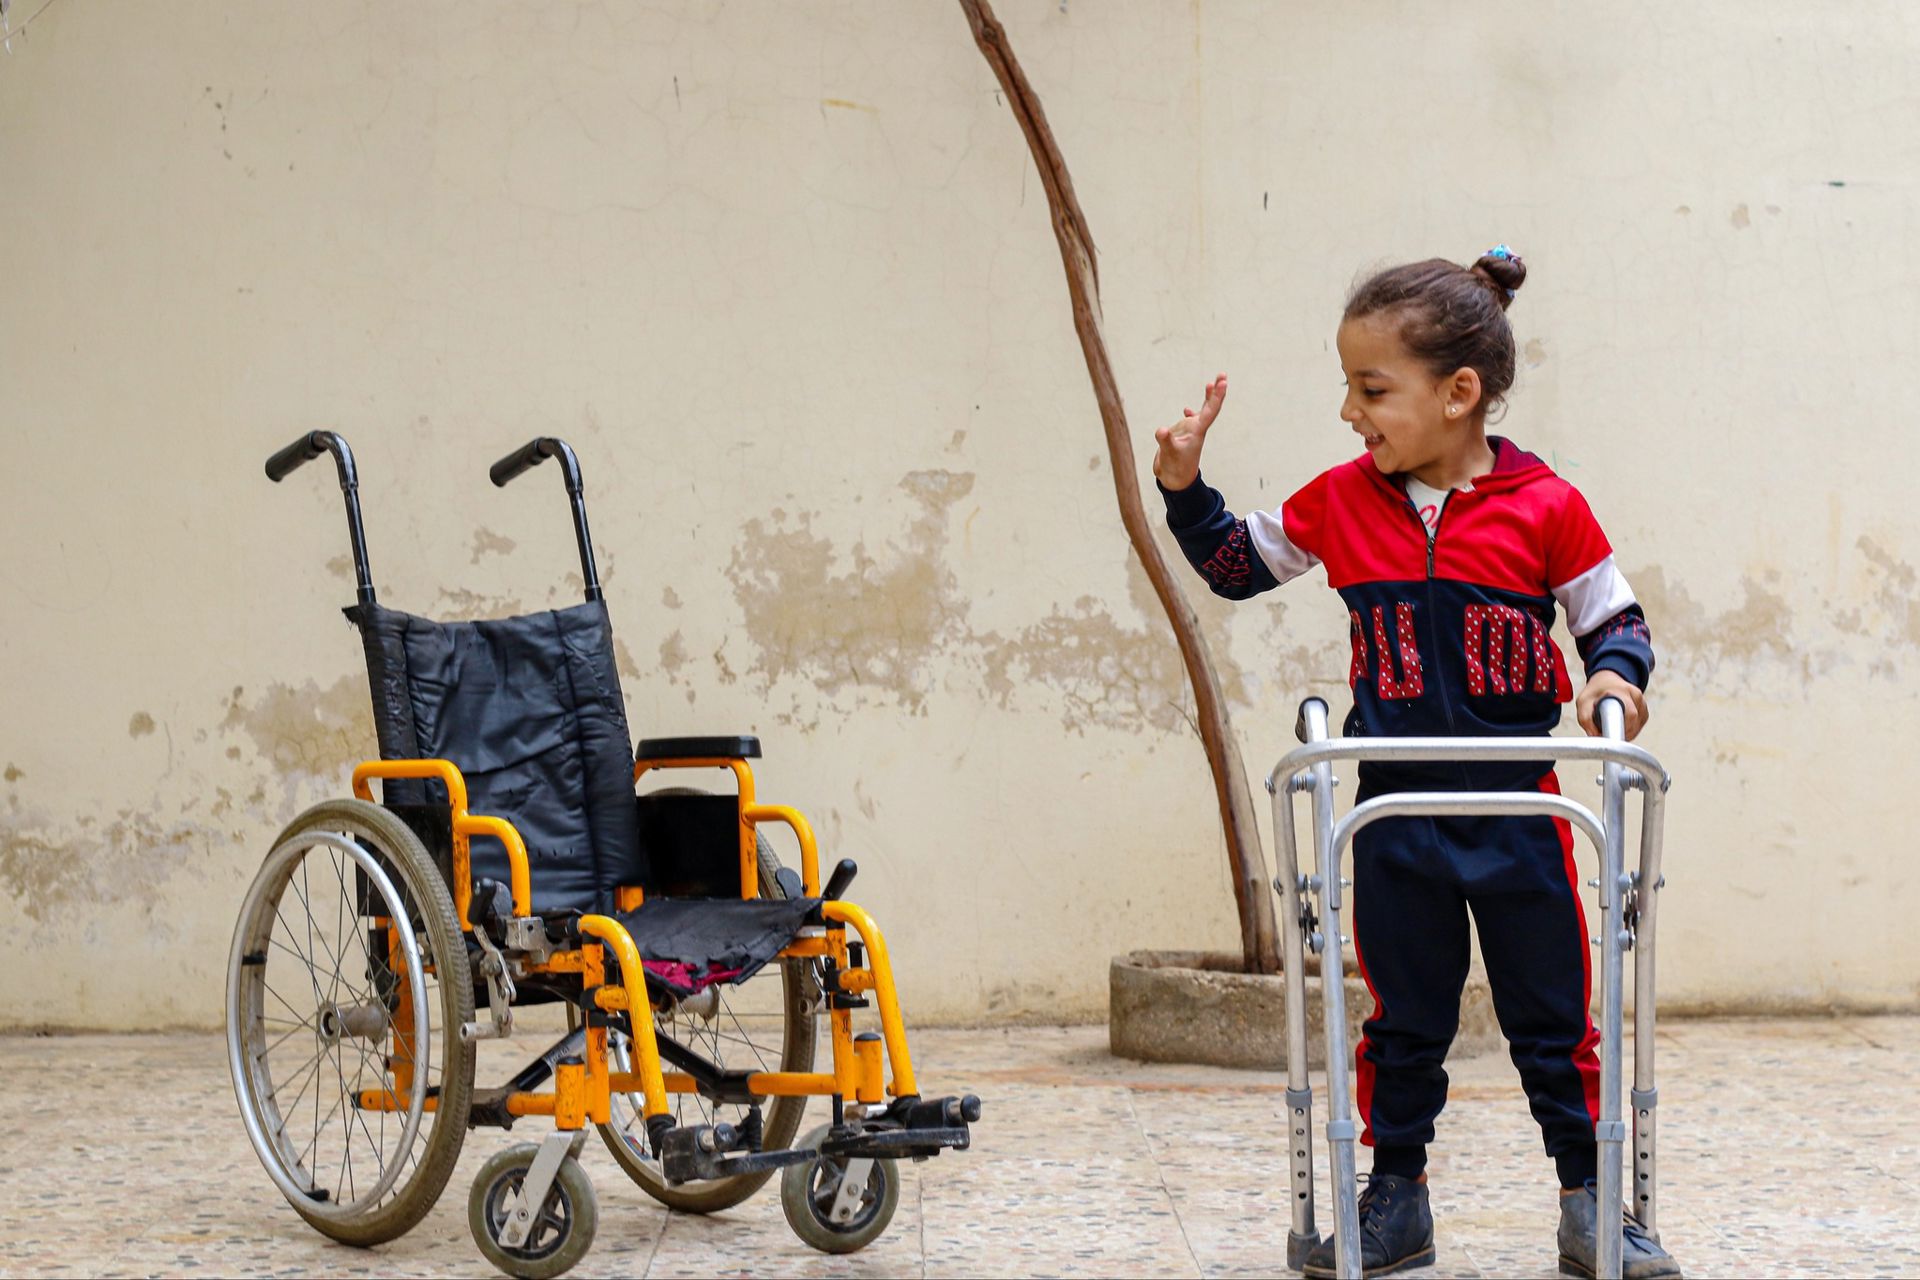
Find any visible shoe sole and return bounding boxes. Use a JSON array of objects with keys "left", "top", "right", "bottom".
[
  {"left": 1558, "top": 1255, "right": 1683, "bottom": 1280},
  {"left": 1302, "top": 1244, "right": 1437, "bottom": 1278}
]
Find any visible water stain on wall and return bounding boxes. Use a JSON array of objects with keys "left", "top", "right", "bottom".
[
  {"left": 469, "top": 527, "right": 518, "bottom": 564},
  {"left": 219, "top": 676, "right": 376, "bottom": 778},
  {"left": 1849, "top": 537, "right": 1920, "bottom": 651},
  {"left": 721, "top": 469, "right": 1272, "bottom": 736},
  {"left": 1628, "top": 565, "right": 1797, "bottom": 680},
  {"left": 128, "top": 711, "right": 156, "bottom": 738},
  {"left": 1, "top": 792, "right": 220, "bottom": 923},
  {"left": 728, "top": 470, "right": 977, "bottom": 718}
]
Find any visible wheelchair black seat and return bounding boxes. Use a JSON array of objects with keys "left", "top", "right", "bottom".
[{"left": 348, "top": 598, "right": 815, "bottom": 990}]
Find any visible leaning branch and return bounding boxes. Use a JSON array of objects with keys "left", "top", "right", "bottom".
[{"left": 958, "top": 0, "right": 1279, "bottom": 974}]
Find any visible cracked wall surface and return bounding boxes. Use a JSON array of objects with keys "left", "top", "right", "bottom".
[{"left": 2, "top": 0, "right": 1916, "bottom": 1026}]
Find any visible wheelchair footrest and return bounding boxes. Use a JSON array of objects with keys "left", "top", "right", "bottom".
[
  {"left": 822, "top": 1093, "right": 983, "bottom": 1160},
  {"left": 821, "top": 1125, "right": 972, "bottom": 1160}
]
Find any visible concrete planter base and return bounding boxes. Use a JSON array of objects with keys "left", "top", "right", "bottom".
[{"left": 1109, "top": 949, "right": 1500, "bottom": 1071}]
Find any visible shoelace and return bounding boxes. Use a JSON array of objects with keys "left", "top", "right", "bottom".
[{"left": 1353, "top": 1174, "right": 1397, "bottom": 1243}]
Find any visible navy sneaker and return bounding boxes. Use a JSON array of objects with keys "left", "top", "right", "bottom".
[
  {"left": 1300, "top": 1174, "right": 1436, "bottom": 1278},
  {"left": 1556, "top": 1183, "right": 1682, "bottom": 1279}
]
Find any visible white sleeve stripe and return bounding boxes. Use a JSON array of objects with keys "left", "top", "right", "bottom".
[
  {"left": 1553, "top": 554, "right": 1637, "bottom": 636},
  {"left": 1246, "top": 509, "right": 1319, "bottom": 586}
]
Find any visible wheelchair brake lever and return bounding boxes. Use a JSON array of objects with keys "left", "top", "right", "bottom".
[{"left": 462, "top": 920, "right": 518, "bottom": 1043}]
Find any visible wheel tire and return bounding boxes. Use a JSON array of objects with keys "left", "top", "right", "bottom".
[
  {"left": 226, "top": 798, "right": 476, "bottom": 1247},
  {"left": 779, "top": 1123, "right": 900, "bottom": 1254},
  {"left": 591, "top": 788, "right": 817, "bottom": 1214},
  {"left": 468, "top": 1145, "right": 599, "bottom": 1280}
]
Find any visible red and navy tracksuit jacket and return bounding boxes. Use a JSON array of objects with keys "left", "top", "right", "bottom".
[{"left": 1161, "top": 438, "right": 1655, "bottom": 1186}]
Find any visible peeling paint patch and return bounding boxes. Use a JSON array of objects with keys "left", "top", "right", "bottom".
[
  {"left": 1843, "top": 538, "right": 1920, "bottom": 672},
  {"left": 433, "top": 588, "right": 528, "bottom": 622},
  {"left": 659, "top": 630, "right": 688, "bottom": 675},
  {"left": 1630, "top": 566, "right": 1795, "bottom": 680},
  {"left": 0, "top": 800, "right": 214, "bottom": 924},
  {"left": 1522, "top": 338, "right": 1546, "bottom": 368},
  {"left": 612, "top": 635, "right": 643, "bottom": 680},
  {"left": 720, "top": 470, "right": 1262, "bottom": 737},
  {"left": 727, "top": 471, "right": 976, "bottom": 715},
  {"left": 982, "top": 597, "right": 1190, "bottom": 734},
  {"left": 469, "top": 527, "right": 518, "bottom": 564},
  {"left": 128, "top": 712, "right": 156, "bottom": 738},
  {"left": 220, "top": 676, "right": 375, "bottom": 777}
]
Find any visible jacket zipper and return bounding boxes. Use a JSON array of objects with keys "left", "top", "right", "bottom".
[{"left": 1403, "top": 493, "right": 1468, "bottom": 780}]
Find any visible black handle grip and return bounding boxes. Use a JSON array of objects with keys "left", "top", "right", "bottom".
[
  {"left": 265, "top": 432, "right": 330, "bottom": 483},
  {"left": 822, "top": 858, "right": 858, "bottom": 901},
  {"left": 490, "top": 438, "right": 555, "bottom": 487},
  {"left": 490, "top": 437, "right": 600, "bottom": 601}
]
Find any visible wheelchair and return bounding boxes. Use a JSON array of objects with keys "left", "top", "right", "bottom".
[
  {"left": 226, "top": 432, "right": 980, "bottom": 1278},
  {"left": 1268, "top": 695, "right": 1669, "bottom": 1280}
]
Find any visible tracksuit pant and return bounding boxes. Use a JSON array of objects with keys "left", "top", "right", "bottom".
[{"left": 1352, "top": 771, "right": 1602, "bottom": 1189}]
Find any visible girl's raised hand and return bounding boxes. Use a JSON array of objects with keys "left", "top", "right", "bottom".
[{"left": 1152, "top": 373, "right": 1227, "bottom": 492}]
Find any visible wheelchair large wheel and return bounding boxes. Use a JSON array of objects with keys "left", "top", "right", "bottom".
[
  {"left": 590, "top": 795, "right": 817, "bottom": 1214},
  {"left": 226, "top": 798, "right": 476, "bottom": 1246}
]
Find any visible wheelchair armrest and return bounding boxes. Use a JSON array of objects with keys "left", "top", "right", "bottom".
[{"left": 637, "top": 736, "right": 761, "bottom": 761}]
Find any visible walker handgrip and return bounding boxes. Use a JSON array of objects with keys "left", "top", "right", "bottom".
[
  {"left": 265, "top": 432, "right": 330, "bottom": 483},
  {"left": 490, "top": 438, "right": 555, "bottom": 487},
  {"left": 1597, "top": 695, "right": 1627, "bottom": 741}
]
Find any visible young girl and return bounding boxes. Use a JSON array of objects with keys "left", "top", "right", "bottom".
[{"left": 1154, "top": 249, "right": 1679, "bottom": 1280}]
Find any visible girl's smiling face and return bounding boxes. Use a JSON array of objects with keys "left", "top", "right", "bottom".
[{"left": 1336, "top": 312, "right": 1483, "bottom": 479}]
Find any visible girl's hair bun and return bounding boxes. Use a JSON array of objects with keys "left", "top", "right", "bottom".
[{"left": 1471, "top": 245, "right": 1526, "bottom": 311}]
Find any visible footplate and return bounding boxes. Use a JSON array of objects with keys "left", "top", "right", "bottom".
[{"left": 659, "top": 1093, "right": 982, "bottom": 1184}]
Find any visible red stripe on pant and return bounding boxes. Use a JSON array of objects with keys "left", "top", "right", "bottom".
[
  {"left": 1540, "top": 770, "right": 1602, "bottom": 1125},
  {"left": 1351, "top": 888, "right": 1385, "bottom": 1145}
]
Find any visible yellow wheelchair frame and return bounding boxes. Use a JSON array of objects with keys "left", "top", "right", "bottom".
[
  {"left": 227, "top": 433, "right": 978, "bottom": 1280},
  {"left": 346, "top": 752, "right": 923, "bottom": 1127}
]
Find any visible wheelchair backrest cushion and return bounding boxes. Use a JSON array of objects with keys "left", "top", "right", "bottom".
[{"left": 347, "top": 600, "right": 646, "bottom": 914}]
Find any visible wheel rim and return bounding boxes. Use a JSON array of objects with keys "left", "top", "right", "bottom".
[
  {"left": 227, "top": 829, "right": 439, "bottom": 1220},
  {"left": 805, "top": 1157, "right": 883, "bottom": 1232},
  {"left": 483, "top": 1164, "right": 573, "bottom": 1261},
  {"left": 602, "top": 959, "right": 808, "bottom": 1184}
]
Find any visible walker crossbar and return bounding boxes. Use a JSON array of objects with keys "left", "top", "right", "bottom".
[{"left": 1268, "top": 696, "right": 1667, "bottom": 1280}]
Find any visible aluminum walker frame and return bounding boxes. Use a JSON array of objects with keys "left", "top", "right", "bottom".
[{"left": 1268, "top": 695, "right": 1668, "bottom": 1280}]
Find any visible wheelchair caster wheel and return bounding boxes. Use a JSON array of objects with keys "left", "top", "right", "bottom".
[
  {"left": 469, "top": 1144, "right": 597, "bottom": 1279},
  {"left": 780, "top": 1123, "right": 899, "bottom": 1254}
]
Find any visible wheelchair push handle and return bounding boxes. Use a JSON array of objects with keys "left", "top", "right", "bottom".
[
  {"left": 490, "top": 437, "right": 603, "bottom": 603},
  {"left": 264, "top": 431, "right": 376, "bottom": 605},
  {"left": 490, "top": 436, "right": 585, "bottom": 492}
]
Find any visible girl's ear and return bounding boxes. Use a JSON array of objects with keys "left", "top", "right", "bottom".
[{"left": 1441, "top": 367, "right": 1484, "bottom": 420}]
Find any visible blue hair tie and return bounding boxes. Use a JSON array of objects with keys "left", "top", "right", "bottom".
[{"left": 1482, "top": 243, "right": 1517, "bottom": 298}]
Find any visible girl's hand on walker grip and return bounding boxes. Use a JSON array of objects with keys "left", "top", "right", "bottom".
[
  {"left": 1577, "top": 671, "right": 1647, "bottom": 741},
  {"left": 1153, "top": 373, "right": 1227, "bottom": 492}
]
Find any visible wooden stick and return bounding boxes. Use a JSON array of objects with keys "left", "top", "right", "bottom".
[{"left": 958, "top": 0, "right": 1279, "bottom": 974}]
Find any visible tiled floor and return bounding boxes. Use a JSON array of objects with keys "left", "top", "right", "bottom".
[{"left": 2, "top": 1016, "right": 1914, "bottom": 1277}]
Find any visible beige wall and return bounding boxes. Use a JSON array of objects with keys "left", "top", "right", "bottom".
[{"left": 3, "top": 1, "right": 1915, "bottom": 1029}]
